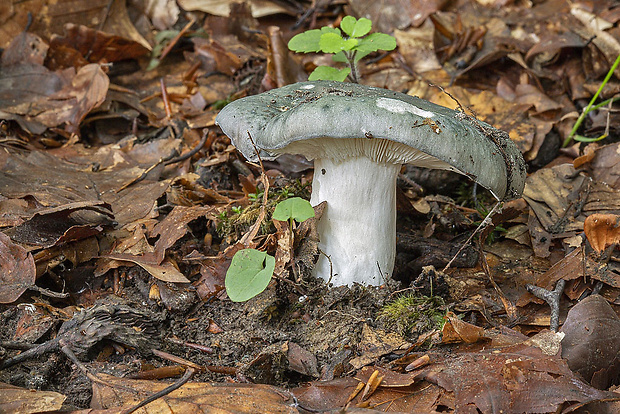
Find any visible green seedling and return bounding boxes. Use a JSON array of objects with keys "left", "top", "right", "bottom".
[
  {"left": 272, "top": 196, "right": 315, "bottom": 223},
  {"left": 226, "top": 249, "right": 275, "bottom": 302},
  {"left": 225, "top": 198, "right": 314, "bottom": 302},
  {"left": 248, "top": 190, "right": 264, "bottom": 202},
  {"left": 563, "top": 54, "right": 620, "bottom": 147},
  {"left": 288, "top": 15, "right": 397, "bottom": 83}
]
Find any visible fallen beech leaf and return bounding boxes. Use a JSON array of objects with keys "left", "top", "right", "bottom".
[
  {"left": 0, "top": 382, "right": 65, "bottom": 413},
  {"left": 91, "top": 373, "right": 297, "bottom": 413},
  {"left": 349, "top": 323, "right": 411, "bottom": 369},
  {"left": 151, "top": 205, "right": 214, "bottom": 263},
  {"left": 102, "top": 254, "right": 191, "bottom": 283},
  {"left": 584, "top": 214, "right": 620, "bottom": 253},
  {"left": 49, "top": 23, "right": 150, "bottom": 64},
  {"left": 414, "top": 342, "right": 615, "bottom": 413},
  {"left": 32, "top": 63, "right": 109, "bottom": 134},
  {"left": 442, "top": 311, "right": 485, "bottom": 344},
  {"left": 561, "top": 294, "right": 620, "bottom": 389},
  {"left": 0, "top": 232, "right": 35, "bottom": 304}
]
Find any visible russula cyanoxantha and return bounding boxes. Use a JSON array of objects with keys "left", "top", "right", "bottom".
[{"left": 215, "top": 81, "right": 526, "bottom": 287}]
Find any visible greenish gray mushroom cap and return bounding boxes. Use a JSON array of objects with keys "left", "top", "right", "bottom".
[{"left": 216, "top": 81, "right": 526, "bottom": 287}]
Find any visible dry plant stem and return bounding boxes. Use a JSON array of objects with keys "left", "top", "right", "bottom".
[
  {"left": 59, "top": 340, "right": 136, "bottom": 393},
  {"left": 151, "top": 348, "right": 205, "bottom": 372},
  {"left": 526, "top": 279, "right": 566, "bottom": 332},
  {"left": 28, "top": 284, "right": 69, "bottom": 299},
  {"left": 443, "top": 201, "right": 502, "bottom": 272},
  {"left": 159, "top": 18, "right": 196, "bottom": 63},
  {"left": 160, "top": 78, "right": 172, "bottom": 119},
  {"left": 477, "top": 238, "right": 518, "bottom": 323},
  {"left": 164, "top": 129, "right": 209, "bottom": 165},
  {"left": 117, "top": 130, "right": 208, "bottom": 192},
  {"left": 239, "top": 131, "right": 270, "bottom": 246},
  {"left": 0, "top": 337, "right": 60, "bottom": 370},
  {"left": 121, "top": 367, "right": 196, "bottom": 414}
]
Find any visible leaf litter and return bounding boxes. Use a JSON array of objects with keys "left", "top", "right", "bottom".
[{"left": 1, "top": 0, "right": 620, "bottom": 413}]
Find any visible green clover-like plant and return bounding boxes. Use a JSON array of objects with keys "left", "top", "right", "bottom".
[
  {"left": 288, "top": 16, "right": 396, "bottom": 83},
  {"left": 224, "top": 198, "right": 314, "bottom": 302}
]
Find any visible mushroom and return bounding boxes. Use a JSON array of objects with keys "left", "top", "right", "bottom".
[{"left": 215, "top": 81, "right": 526, "bottom": 287}]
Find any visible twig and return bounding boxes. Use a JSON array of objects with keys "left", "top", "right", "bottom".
[
  {"left": 164, "top": 129, "right": 209, "bottom": 165},
  {"left": 526, "top": 279, "right": 566, "bottom": 332},
  {"left": 28, "top": 285, "right": 69, "bottom": 299},
  {"left": 158, "top": 18, "right": 196, "bottom": 64},
  {"left": 318, "top": 248, "right": 335, "bottom": 285},
  {"left": 161, "top": 78, "right": 172, "bottom": 120},
  {"left": 443, "top": 201, "right": 502, "bottom": 272},
  {"left": 120, "top": 367, "right": 196, "bottom": 414},
  {"left": 116, "top": 130, "right": 208, "bottom": 192}
]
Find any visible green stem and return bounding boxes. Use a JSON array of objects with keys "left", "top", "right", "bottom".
[{"left": 563, "top": 54, "right": 620, "bottom": 147}]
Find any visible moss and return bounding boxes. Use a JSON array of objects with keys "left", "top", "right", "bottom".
[{"left": 378, "top": 294, "right": 446, "bottom": 338}]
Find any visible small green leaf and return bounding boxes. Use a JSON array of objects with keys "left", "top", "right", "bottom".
[
  {"left": 308, "top": 66, "right": 351, "bottom": 81},
  {"left": 332, "top": 51, "right": 347, "bottom": 63},
  {"left": 288, "top": 27, "right": 341, "bottom": 53},
  {"left": 340, "top": 16, "right": 357, "bottom": 37},
  {"left": 288, "top": 29, "right": 322, "bottom": 53},
  {"left": 354, "top": 33, "right": 397, "bottom": 61},
  {"left": 341, "top": 16, "right": 372, "bottom": 38},
  {"left": 319, "top": 33, "right": 358, "bottom": 53},
  {"left": 225, "top": 249, "right": 275, "bottom": 302},
  {"left": 272, "top": 197, "right": 315, "bottom": 223}
]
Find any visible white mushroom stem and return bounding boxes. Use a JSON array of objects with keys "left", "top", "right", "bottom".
[{"left": 310, "top": 156, "right": 400, "bottom": 286}]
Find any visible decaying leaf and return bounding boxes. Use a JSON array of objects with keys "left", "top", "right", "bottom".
[
  {"left": 349, "top": 323, "right": 411, "bottom": 369},
  {"left": 0, "top": 382, "right": 65, "bottom": 414},
  {"left": 584, "top": 213, "right": 620, "bottom": 253},
  {"left": 412, "top": 342, "right": 616, "bottom": 413},
  {"left": 0, "top": 232, "right": 35, "bottom": 304},
  {"left": 561, "top": 294, "right": 620, "bottom": 390},
  {"left": 91, "top": 373, "right": 297, "bottom": 413}
]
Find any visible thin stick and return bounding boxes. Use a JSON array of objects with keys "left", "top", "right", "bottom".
[
  {"left": 120, "top": 367, "right": 195, "bottom": 414},
  {"left": 442, "top": 201, "right": 502, "bottom": 272}
]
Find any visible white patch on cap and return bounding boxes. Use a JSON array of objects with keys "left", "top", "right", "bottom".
[
  {"left": 300, "top": 84, "right": 315, "bottom": 89},
  {"left": 376, "top": 97, "right": 434, "bottom": 118}
]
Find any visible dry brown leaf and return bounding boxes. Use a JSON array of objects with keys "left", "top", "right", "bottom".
[
  {"left": 32, "top": 0, "right": 151, "bottom": 51},
  {"left": 582, "top": 142, "right": 620, "bottom": 189},
  {"left": 33, "top": 63, "right": 109, "bottom": 134},
  {"left": 523, "top": 164, "right": 589, "bottom": 257},
  {"left": 102, "top": 254, "right": 191, "bottom": 283},
  {"left": 91, "top": 373, "right": 297, "bottom": 413},
  {"left": 561, "top": 294, "right": 620, "bottom": 389},
  {"left": 413, "top": 342, "right": 616, "bottom": 413},
  {"left": 151, "top": 205, "right": 214, "bottom": 263},
  {"left": 0, "top": 382, "right": 65, "bottom": 413},
  {"left": 0, "top": 232, "right": 35, "bottom": 304},
  {"left": 584, "top": 213, "right": 620, "bottom": 253},
  {"left": 394, "top": 21, "right": 443, "bottom": 74},
  {"left": 349, "top": 0, "right": 445, "bottom": 32},
  {"left": 441, "top": 311, "right": 485, "bottom": 344},
  {"left": 349, "top": 323, "right": 411, "bottom": 369},
  {"left": 49, "top": 23, "right": 150, "bottom": 65}
]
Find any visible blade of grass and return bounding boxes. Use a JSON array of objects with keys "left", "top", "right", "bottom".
[{"left": 563, "top": 54, "right": 620, "bottom": 147}]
